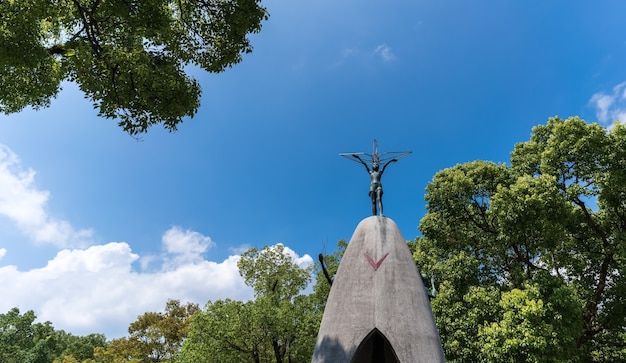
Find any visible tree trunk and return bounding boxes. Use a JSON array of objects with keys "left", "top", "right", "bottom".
[{"left": 272, "top": 340, "right": 283, "bottom": 363}]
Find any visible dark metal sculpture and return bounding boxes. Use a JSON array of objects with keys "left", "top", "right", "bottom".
[
  {"left": 421, "top": 274, "right": 437, "bottom": 299},
  {"left": 319, "top": 254, "right": 334, "bottom": 286},
  {"left": 340, "top": 140, "right": 411, "bottom": 216}
]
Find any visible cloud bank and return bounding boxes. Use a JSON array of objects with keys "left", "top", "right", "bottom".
[
  {"left": 0, "top": 228, "right": 313, "bottom": 338},
  {"left": 590, "top": 81, "right": 626, "bottom": 126},
  {"left": 0, "top": 234, "right": 251, "bottom": 338}
]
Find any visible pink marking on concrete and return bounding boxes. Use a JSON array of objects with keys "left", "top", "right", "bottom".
[{"left": 364, "top": 252, "right": 389, "bottom": 271}]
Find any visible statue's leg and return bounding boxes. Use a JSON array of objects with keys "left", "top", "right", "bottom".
[
  {"left": 370, "top": 191, "right": 377, "bottom": 215},
  {"left": 377, "top": 189, "right": 383, "bottom": 216}
]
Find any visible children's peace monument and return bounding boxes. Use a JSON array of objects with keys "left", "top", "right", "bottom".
[{"left": 311, "top": 141, "right": 445, "bottom": 363}]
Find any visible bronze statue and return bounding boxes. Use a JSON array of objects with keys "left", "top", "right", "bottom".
[
  {"left": 353, "top": 155, "right": 396, "bottom": 216},
  {"left": 340, "top": 140, "right": 411, "bottom": 216}
]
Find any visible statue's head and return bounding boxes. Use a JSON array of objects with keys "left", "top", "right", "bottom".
[{"left": 372, "top": 161, "right": 380, "bottom": 170}]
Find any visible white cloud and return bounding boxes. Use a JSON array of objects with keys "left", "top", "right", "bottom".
[
  {"left": 162, "top": 226, "right": 215, "bottom": 266},
  {"left": 0, "top": 236, "right": 314, "bottom": 339},
  {"left": 0, "top": 144, "right": 93, "bottom": 248},
  {"left": 374, "top": 44, "right": 396, "bottom": 62},
  {"left": 0, "top": 240, "right": 253, "bottom": 338},
  {"left": 0, "top": 248, "right": 6, "bottom": 260},
  {"left": 589, "top": 81, "right": 626, "bottom": 126},
  {"left": 278, "top": 243, "right": 314, "bottom": 268}
]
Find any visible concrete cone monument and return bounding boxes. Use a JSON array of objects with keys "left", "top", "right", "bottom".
[
  {"left": 312, "top": 141, "right": 445, "bottom": 362},
  {"left": 311, "top": 216, "right": 445, "bottom": 362}
]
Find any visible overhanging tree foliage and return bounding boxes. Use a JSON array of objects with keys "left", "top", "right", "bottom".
[
  {"left": 0, "top": 0, "right": 268, "bottom": 134},
  {"left": 414, "top": 116, "right": 626, "bottom": 362}
]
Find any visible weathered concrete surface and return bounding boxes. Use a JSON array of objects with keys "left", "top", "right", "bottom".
[{"left": 312, "top": 216, "right": 445, "bottom": 363}]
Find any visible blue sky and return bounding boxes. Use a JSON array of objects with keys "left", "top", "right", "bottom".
[{"left": 2, "top": 0, "right": 626, "bottom": 338}]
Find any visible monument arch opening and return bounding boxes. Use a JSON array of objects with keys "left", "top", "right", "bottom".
[{"left": 350, "top": 328, "right": 400, "bottom": 363}]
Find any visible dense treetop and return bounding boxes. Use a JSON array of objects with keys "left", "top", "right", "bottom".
[
  {"left": 415, "top": 116, "right": 626, "bottom": 362},
  {"left": 0, "top": 0, "right": 268, "bottom": 134},
  {"left": 0, "top": 307, "right": 106, "bottom": 363},
  {"left": 180, "top": 244, "right": 319, "bottom": 363}
]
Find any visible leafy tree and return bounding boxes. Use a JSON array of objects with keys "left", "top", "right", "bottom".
[
  {"left": 237, "top": 244, "right": 314, "bottom": 363},
  {"left": 88, "top": 340, "right": 140, "bottom": 363},
  {"left": 53, "top": 332, "right": 107, "bottom": 362},
  {"left": 179, "top": 299, "right": 268, "bottom": 363},
  {"left": 0, "top": 307, "right": 106, "bottom": 363},
  {"left": 180, "top": 244, "right": 315, "bottom": 363},
  {"left": 0, "top": 307, "right": 49, "bottom": 363},
  {"left": 91, "top": 300, "right": 199, "bottom": 363},
  {"left": 414, "top": 116, "right": 626, "bottom": 362},
  {"left": 0, "top": 0, "right": 268, "bottom": 134},
  {"left": 55, "top": 356, "right": 82, "bottom": 363}
]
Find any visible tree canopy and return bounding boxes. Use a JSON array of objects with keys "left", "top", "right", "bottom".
[
  {"left": 414, "top": 116, "right": 626, "bottom": 362},
  {"left": 0, "top": 307, "right": 106, "bottom": 363},
  {"left": 87, "top": 299, "right": 199, "bottom": 363},
  {"left": 179, "top": 244, "right": 320, "bottom": 363},
  {"left": 0, "top": 0, "right": 268, "bottom": 134}
]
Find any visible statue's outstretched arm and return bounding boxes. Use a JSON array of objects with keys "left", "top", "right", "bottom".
[
  {"left": 380, "top": 159, "right": 398, "bottom": 174},
  {"left": 352, "top": 154, "right": 370, "bottom": 172}
]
